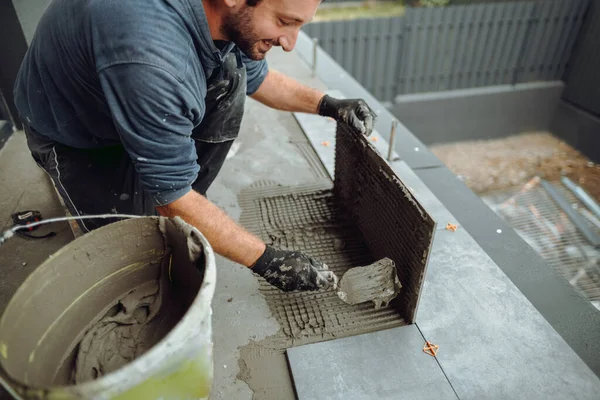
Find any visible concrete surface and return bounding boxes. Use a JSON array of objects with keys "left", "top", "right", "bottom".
[
  {"left": 0, "top": 132, "right": 74, "bottom": 313},
  {"left": 0, "top": 132, "right": 74, "bottom": 399},
  {"left": 0, "top": 122, "right": 11, "bottom": 151},
  {"left": 392, "top": 82, "right": 565, "bottom": 145},
  {"left": 287, "top": 325, "right": 458, "bottom": 400}
]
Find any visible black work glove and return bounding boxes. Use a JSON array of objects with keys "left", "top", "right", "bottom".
[
  {"left": 318, "top": 95, "right": 377, "bottom": 136},
  {"left": 252, "top": 245, "right": 338, "bottom": 292}
]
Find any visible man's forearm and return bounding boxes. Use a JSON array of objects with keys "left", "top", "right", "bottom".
[
  {"left": 251, "top": 69, "right": 324, "bottom": 114},
  {"left": 156, "top": 190, "right": 265, "bottom": 267}
]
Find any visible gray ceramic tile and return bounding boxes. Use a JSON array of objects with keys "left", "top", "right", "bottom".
[
  {"left": 417, "top": 228, "right": 600, "bottom": 400},
  {"left": 414, "top": 165, "right": 600, "bottom": 376},
  {"left": 287, "top": 325, "right": 458, "bottom": 400}
]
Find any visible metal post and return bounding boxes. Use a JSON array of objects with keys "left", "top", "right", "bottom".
[
  {"left": 541, "top": 180, "right": 600, "bottom": 248},
  {"left": 561, "top": 176, "right": 600, "bottom": 219},
  {"left": 387, "top": 120, "right": 398, "bottom": 162},
  {"left": 312, "top": 38, "right": 319, "bottom": 77}
]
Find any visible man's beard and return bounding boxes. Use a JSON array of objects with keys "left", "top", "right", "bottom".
[{"left": 222, "top": 7, "right": 271, "bottom": 61}]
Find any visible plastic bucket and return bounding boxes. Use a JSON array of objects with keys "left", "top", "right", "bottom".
[{"left": 0, "top": 216, "right": 216, "bottom": 399}]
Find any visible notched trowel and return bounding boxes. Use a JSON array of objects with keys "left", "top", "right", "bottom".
[{"left": 336, "top": 258, "right": 402, "bottom": 309}]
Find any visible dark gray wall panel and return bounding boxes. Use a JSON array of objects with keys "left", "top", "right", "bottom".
[
  {"left": 392, "top": 82, "right": 564, "bottom": 145},
  {"left": 551, "top": 100, "right": 600, "bottom": 163}
]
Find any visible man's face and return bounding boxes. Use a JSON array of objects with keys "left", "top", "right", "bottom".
[{"left": 222, "top": 0, "right": 321, "bottom": 61}]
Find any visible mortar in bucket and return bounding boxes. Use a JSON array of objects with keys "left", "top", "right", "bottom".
[{"left": 0, "top": 216, "right": 216, "bottom": 399}]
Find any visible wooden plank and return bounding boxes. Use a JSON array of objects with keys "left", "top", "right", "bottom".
[
  {"left": 545, "top": 0, "right": 571, "bottom": 80},
  {"left": 550, "top": 0, "right": 577, "bottom": 80},
  {"left": 384, "top": 18, "right": 397, "bottom": 101},
  {"left": 405, "top": 8, "right": 421, "bottom": 94},
  {"left": 559, "top": 0, "right": 600, "bottom": 77},
  {"left": 510, "top": 2, "right": 535, "bottom": 84},
  {"left": 478, "top": 3, "right": 501, "bottom": 87},
  {"left": 495, "top": 3, "right": 514, "bottom": 85},
  {"left": 551, "top": 0, "right": 584, "bottom": 80},
  {"left": 444, "top": 5, "right": 462, "bottom": 90},
  {"left": 451, "top": 5, "right": 473, "bottom": 90},
  {"left": 327, "top": 20, "right": 336, "bottom": 64},
  {"left": 462, "top": 4, "right": 483, "bottom": 88},
  {"left": 415, "top": 8, "right": 430, "bottom": 93},
  {"left": 391, "top": 17, "right": 404, "bottom": 102},
  {"left": 333, "top": 20, "right": 344, "bottom": 64},
  {"left": 433, "top": 7, "right": 451, "bottom": 91},
  {"left": 421, "top": 7, "right": 440, "bottom": 92},
  {"left": 404, "top": 10, "right": 418, "bottom": 95},
  {"left": 558, "top": 0, "right": 590, "bottom": 79},
  {"left": 365, "top": 19, "right": 378, "bottom": 96},
  {"left": 513, "top": 2, "right": 535, "bottom": 83},
  {"left": 373, "top": 18, "right": 387, "bottom": 100},
  {"left": 537, "top": 0, "right": 561, "bottom": 80},
  {"left": 497, "top": 3, "right": 519, "bottom": 84},
  {"left": 355, "top": 19, "right": 367, "bottom": 86},
  {"left": 470, "top": 4, "right": 492, "bottom": 88},
  {"left": 489, "top": 2, "right": 508, "bottom": 85},
  {"left": 521, "top": 2, "right": 547, "bottom": 82},
  {"left": 343, "top": 19, "right": 353, "bottom": 76}
]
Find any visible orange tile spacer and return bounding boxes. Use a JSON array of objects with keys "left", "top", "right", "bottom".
[
  {"left": 423, "top": 341, "right": 439, "bottom": 357},
  {"left": 321, "top": 141, "right": 331, "bottom": 147},
  {"left": 446, "top": 223, "right": 458, "bottom": 232},
  {"left": 370, "top": 136, "right": 379, "bottom": 142}
]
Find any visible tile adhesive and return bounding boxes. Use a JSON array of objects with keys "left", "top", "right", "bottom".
[
  {"left": 337, "top": 258, "right": 402, "bottom": 309},
  {"left": 237, "top": 124, "right": 436, "bottom": 399}
]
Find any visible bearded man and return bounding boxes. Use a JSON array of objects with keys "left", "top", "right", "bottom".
[{"left": 14, "top": 0, "right": 376, "bottom": 292}]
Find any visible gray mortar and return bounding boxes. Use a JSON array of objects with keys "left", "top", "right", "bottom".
[
  {"left": 237, "top": 181, "right": 407, "bottom": 399},
  {"left": 238, "top": 180, "right": 406, "bottom": 340},
  {"left": 292, "top": 142, "right": 331, "bottom": 180},
  {"left": 337, "top": 258, "right": 402, "bottom": 309}
]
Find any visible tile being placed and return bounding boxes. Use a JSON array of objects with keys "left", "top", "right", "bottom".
[
  {"left": 287, "top": 324, "right": 458, "bottom": 400},
  {"left": 417, "top": 228, "right": 600, "bottom": 400}
]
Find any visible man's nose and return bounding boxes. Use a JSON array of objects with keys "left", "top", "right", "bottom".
[{"left": 279, "top": 30, "right": 299, "bottom": 52}]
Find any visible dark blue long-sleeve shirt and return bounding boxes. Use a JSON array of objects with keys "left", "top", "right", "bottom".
[{"left": 14, "top": 0, "right": 268, "bottom": 205}]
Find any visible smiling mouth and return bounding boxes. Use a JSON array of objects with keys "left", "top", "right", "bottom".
[{"left": 259, "top": 40, "right": 273, "bottom": 52}]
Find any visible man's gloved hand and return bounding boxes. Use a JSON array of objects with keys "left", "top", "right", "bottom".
[
  {"left": 318, "top": 95, "right": 377, "bottom": 136},
  {"left": 252, "top": 245, "right": 338, "bottom": 292}
]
